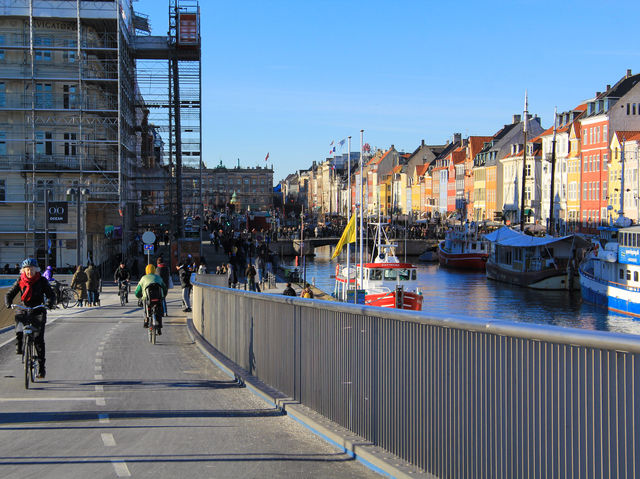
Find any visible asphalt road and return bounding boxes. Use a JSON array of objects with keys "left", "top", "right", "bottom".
[{"left": 0, "top": 285, "right": 380, "bottom": 479}]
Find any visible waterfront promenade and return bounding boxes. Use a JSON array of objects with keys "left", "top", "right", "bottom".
[{"left": 0, "top": 285, "right": 379, "bottom": 478}]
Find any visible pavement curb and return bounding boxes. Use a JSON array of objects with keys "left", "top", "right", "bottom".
[{"left": 185, "top": 316, "right": 432, "bottom": 479}]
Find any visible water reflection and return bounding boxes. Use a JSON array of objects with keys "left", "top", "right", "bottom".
[{"left": 295, "top": 245, "right": 640, "bottom": 335}]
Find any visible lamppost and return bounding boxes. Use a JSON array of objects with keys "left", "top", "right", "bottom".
[
  {"left": 66, "top": 186, "right": 90, "bottom": 267},
  {"left": 43, "top": 186, "right": 52, "bottom": 268}
]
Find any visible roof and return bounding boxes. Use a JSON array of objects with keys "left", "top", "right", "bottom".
[
  {"left": 415, "top": 164, "right": 429, "bottom": 176},
  {"left": 366, "top": 147, "right": 393, "bottom": 167},
  {"left": 613, "top": 131, "right": 640, "bottom": 142}
]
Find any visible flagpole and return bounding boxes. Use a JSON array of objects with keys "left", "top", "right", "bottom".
[
  {"left": 359, "top": 130, "right": 364, "bottom": 291},
  {"left": 346, "top": 136, "right": 352, "bottom": 301}
]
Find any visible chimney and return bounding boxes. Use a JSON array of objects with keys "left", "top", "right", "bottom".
[
  {"left": 421, "top": 139, "right": 425, "bottom": 147},
  {"left": 596, "top": 92, "right": 601, "bottom": 97},
  {"left": 453, "top": 133, "right": 462, "bottom": 144},
  {"left": 513, "top": 114, "right": 521, "bottom": 124},
  {"left": 606, "top": 84, "right": 611, "bottom": 90},
  {"left": 627, "top": 69, "right": 632, "bottom": 78},
  {"left": 391, "top": 144, "right": 395, "bottom": 150}
]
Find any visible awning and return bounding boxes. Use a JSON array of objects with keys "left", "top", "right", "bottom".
[{"left": 483, "top": 226, "right": 588, "bottom": 248}]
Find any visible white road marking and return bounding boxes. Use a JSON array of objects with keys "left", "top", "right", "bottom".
[
  {"left": 94, "top": 374, "right": 103, "bottom": 380},
  {"left": 95, "top": 358, "right": 102, "bottom": 364},
  {"left": 94, "top": 366, "right": 102, "bottom": 371},
  {"left": 0, "top": 397, "right": 97, "bottom": 402},
  {"left": 96, "top": 351, "right": 103, "bottom": 357},
  {"left": 98, "top": 414, "right": 109, "bottom": 424},
  {"left": 112, "top": 461, "right": 131, "bottom": 477},
  {"left": 101, "top": 433, "right": 116, "bottom": 447},
  {"left": 96, "top": 397, "right": 106, "bottom": 406},
  {"left": 95, "top": 385, "right": 104, "bottom": 393}
]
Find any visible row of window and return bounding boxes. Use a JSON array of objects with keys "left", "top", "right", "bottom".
[
  {"left": 582, "top": 181, "right": 607, "bottom": 202},
  {"left": 0, "top": 130, "right": 78, "bottom": 156},
  {"left": 205, "top": 177, "right": 267, "bottom": 186},
  {"left": 626, "top": 103, "right": 640, "bottom": 116},
  {"left": 583, "top": 125, "right": 608, "bottom": 146}
]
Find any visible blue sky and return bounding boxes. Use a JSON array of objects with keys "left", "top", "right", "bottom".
[{"left": 134, "top": 0, "right": 640, "bottom": 182}]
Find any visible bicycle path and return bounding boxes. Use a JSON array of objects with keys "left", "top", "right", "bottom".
[{"left": 0, "top": 285, "right": 380, "bottom": 478}]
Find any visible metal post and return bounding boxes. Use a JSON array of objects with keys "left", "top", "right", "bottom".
[
  {"left": 75, "top": 192, "right": 81, "bottom": 267},
  {"left": 44, "top": 189, "right": 49, "bottom": 268},
  {"left": 519, "top": 91, "right": 528, "bottom": 231},
  {"left": 549, "top": 108, "right": 557, "bottom": 236}
]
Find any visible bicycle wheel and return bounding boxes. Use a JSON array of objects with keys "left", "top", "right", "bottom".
[
  {"left": 120, "top": 291, "right": 125, "bottom": 306},
  {"left": 24, "top": 338, "right": 31, "bottom": 389},
  {"left": 29, "top": 341, "right": 37, "bottom": 383},
  {"left": 150, "top": 313, "right": 157, "bottom": 344},
  {"left": 61, "top": 289, "right": 78, "bottom": 308}
]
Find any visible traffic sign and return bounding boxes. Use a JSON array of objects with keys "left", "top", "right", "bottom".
[
  {"left": 144, "top": 244, "right": 155, "bottom": 254},
  {"left": 142, "top": 231, "right": 156, "bottom": 244}
]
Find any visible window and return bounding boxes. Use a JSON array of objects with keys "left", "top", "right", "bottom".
[
  {"left": 627, "top": 270, "right": 632, "bottom": 281},
  {"left": 603, "top": 125, "right": 608, "bottom": 140},
  {"left": 34, "top": 36, "right": 52, "bottom": 61},
  {"left": 35, "top": 83, "right": 53, "bottom": 108},
  {"left": 0, "top": 132, "right": 5, "bottom": 155},
  {"left": 63, "top": 39, "right": 76, "bottom": 63},
  {"left": 603, "top": 181, "right": 607, "bottom": 201},
  {"left": 584, "top": 129, "right": 588, "bottom": 144},
  {"left": 620, "top": 269, "right": 625, "bottom": 280},
  {"left": 525, "top": 163, "right": 532, "bottom": 177},
  {"left": 244, "top": 178, "right": 249, "bottom": 185},
  {"left": 36, "top": 131, "right": 53, "bottom": 155},
  {"left": 0, "top": 82, "right": 5, "bottom": 107},
  {"left": 63, "top": 133, "right": 77, "bottom": 156},
  {"left": 236, "top": 179, "right": 241, "bottom": 185},
  {"left": 63, "top": 85, "right": 77, "bottom": 109},
  {"left": 525, "top": 186, "right": 531, "bottom": 201},
  {"left": 0, "top": 34, "right": 5, "bottom": 60},
  {"left": 583, "top": 183, "right": 588, "bottom": 201}
]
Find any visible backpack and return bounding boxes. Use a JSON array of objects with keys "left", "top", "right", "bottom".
[{"left": 145, "top": 282, "right": 163, "bottom": 303}]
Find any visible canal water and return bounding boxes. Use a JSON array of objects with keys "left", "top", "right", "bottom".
[{"left": 295, "top": 245, "right": 640, "bottom": 336}]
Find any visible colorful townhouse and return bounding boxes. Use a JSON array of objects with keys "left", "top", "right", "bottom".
[
  {"left": 500, "top": 138, "right": 543, "bottom": 225},
  {"left": 452, "top": 144, "right": 466, "bottom": 216},
  {"left": 365, "top": 147, "right": 398, "bottom": 216},
  {"left": 579, "top": 70, "right": 640, "bottom": 230},
  {"left": 567, "top": 120, "right": 583, "bottom": 228},
  {"left": 610, "top": 131, "right": 640, "bottom": 222},
  {"left": 474, "top": 114, "right": 543, "bottom": 222},
  {"left": 537, "top": 106, "right": 585, "bottom": 233},
  {"left": 464, "top": 136, "right": 493, "bottom": 221}
]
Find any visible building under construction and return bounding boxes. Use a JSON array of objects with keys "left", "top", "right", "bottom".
[{"left": 0, "top": 0, "right": 201, "bottom": 269}]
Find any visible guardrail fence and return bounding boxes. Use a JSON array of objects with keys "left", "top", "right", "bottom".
[{"left": 193, "top": 277, "right": 640, "bottom": 478}]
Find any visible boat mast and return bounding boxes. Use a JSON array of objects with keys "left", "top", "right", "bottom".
[
  {"left": 548, "top": 107, "right": 557, "bottom": 236},
  {"left": 346, "top": 136, "right": 351, "bottom": 302},
  {"left": 519, "top": 91, "right": 529, "bottom": 232},
  {"left": 359, "top": 129, "right": 364, "bottom": 288}
]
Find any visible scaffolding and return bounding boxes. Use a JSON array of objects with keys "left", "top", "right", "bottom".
[
  {"left": 0, "top": 0, "right": 135, "bottom": 268},
  {"left": 0, "top": 0, "right": 201, "bottom": 268},
  {"left": 133, "top": 0, "right": 201, "bottom": 240}
]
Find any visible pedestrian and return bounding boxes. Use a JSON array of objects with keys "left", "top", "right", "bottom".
[
  {"left": 227, "top": 262, "right": 237, "bottom": 289},
  {"left": 178, "top": 259, "right": 192, "bottom": 312},
  {"left": 198, "top": 258, "right": 207, "bottom": 274},
  {"left": 282, "top": 282, "right": 296, "bottom": 296},
  {"left": 131, "top": 258, "right": 139, "bottom": 280},
  {"left": 301, "top": 283, "right": 314, "bottom": 299},
  {"left": 70, "top": 265, "right": 88, "bottom": 307},
  {"left": 245, "top": 263, "right": 257, "bottom": 291},
  {"left": 155, "top": 256, "right": 171, "bottom": 289},
  {"left": 85, "top": 262, "right": 100, "bottom": 306}
]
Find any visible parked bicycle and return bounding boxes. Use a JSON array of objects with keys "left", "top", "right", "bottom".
[
  {"left": 11, "top": 304, "right": 46, "bottom": 389},
  {"left": 53, "top": 281, "right": 79, "bottom": 309}
]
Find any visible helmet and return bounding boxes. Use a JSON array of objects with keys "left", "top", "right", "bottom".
[{"left": 21, "top": 258, "right": 38, "bottom": 268}]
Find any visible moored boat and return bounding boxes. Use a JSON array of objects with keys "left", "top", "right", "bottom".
[
  {"left": 484, "top": 226, "right": 586, "bottom": 289},
  {"left": 579, "top": 219, "right": 640, "bottom": 317},
  {"left": 438, "top": 222, "right": 488, "bottom": 270},
  {"left": 334, "top": 223, "right": 423, "bottom": 310}
]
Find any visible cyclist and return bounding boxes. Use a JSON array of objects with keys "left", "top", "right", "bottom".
[
  {"left": 4, "top": 258, "right": 55, "bottom": 379},
  {"left": 134, "top": 264, "right": 167, "bottom": 334},
  {"left": 114, "top": 262, "right": 131, "bottom": 303}
]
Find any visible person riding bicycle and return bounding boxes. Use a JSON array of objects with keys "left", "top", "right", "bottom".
[
  {"left": 4, "top": 258, "right": 55, "bottom": 379},
  {"left": 114, "top": 262, "right": 131, "bottom": 303},
  {"left": 134, "top": 264, "right": 167, "bottom": 334}
]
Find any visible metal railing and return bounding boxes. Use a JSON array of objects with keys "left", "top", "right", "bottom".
[{"left": 192, "top": 278, "right": 640, "bottom": 478}]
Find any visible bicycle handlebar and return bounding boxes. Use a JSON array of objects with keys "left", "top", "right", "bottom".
[{"left": 11, "top": 304, "right": 47, "bottom": 312}]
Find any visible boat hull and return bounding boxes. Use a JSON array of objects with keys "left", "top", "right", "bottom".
[
  {"left": 486, "top": 261, "right": 577, "bottom": 290},
  {"left": 365, "top": 290, "right": 423, "bottom": 311},
  {"left": 438, "top": 242, "right": 487, "bottom": 271},
  {"left": 580, "top": 267, "right": 640, "bottom": 317}
]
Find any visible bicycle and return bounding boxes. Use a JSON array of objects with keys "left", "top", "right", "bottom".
[
  {"left": 11, "top": 304, "right": 46, "bottom": 389},
  {"left": 144, "top": 299, "right": 162, "bottom": 344},
  {"left": 118, "top": 280, "right": 129, "bottom": 306},
  {"left": 54, "top": 281, "right": 79, "bottom": 309}
]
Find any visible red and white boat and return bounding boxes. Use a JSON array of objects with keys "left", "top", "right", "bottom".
[
  {"left": 438, "top": 222, "right": 488, "bottom": 270},
  {"left": 334, "top": 223, "right": 423, "bottom": 311}
]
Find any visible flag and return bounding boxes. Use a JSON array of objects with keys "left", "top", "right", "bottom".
[
  {"left": 363, "top": 143, "right": 371, "bottom": 152},
  {"left": 338, "top": 139, "right": 345, "bottom": 147},
  {"left": 331, "top": 214, "right": 356, "bottom": 259},
  {"left": 265, "top": 152, "right": 269, "bottom": 162}
]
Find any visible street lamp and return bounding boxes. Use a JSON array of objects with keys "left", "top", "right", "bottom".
[{"left": 66, "top": 187, "right": 90, "bottom": 267}]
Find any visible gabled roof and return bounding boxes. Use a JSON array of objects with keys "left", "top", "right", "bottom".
[
  {"left": 391, "top": 164, "right": 403, "bottom": 175},
  {"left": 367, "top": 147, "right": 392, "bottom": 167},
  {"left": 613, "top": 131, "right": 640, "bottom": 142},
  {"left": 415, "top": 164, "right": 429, "bottom": 177}
]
